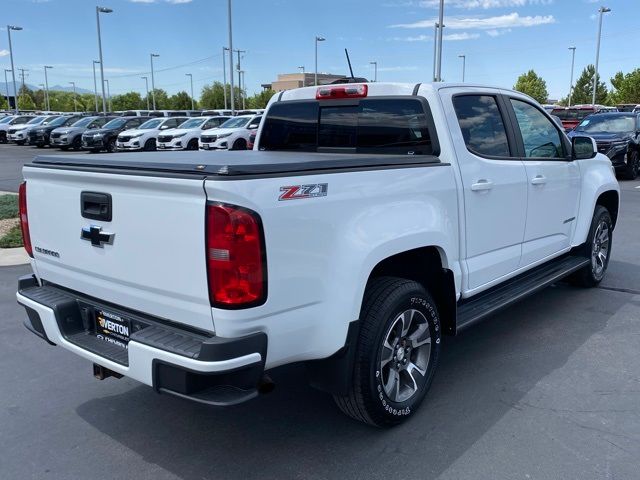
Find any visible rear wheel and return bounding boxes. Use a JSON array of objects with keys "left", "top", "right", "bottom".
[
  {"left": 623, "top": 150, "right": 639, "bottom": 180},
  {"left": 333, "top": 277, "right": 441, "bottom": 427},
  {"left": 570, "top": 205, "right": 612, "bottom": 287}
]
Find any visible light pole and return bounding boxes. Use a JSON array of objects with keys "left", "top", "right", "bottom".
[
  {"left": 239, "top": 70, "right": 246, "bottom": 109},
  {"left": 3, "top": 70, "right": 11, "bottom": 111},
  {"left": 44, "top": 65, "right": 52, "bottom": 111},
  {"left": 69, "top": 82, "right": 77, "bottom": 112},
  {"left": 104, "top": 79, "right": 111, "bottom": 112},
  {"left": 234, "top": 49, "right": 246, "bottom": 109},
  {"left": 39, "top": 84, "right": 45, "bottom": 109},
  {"left": 568, "top": 46, "right": 576, "bottom": 107},
  {"left": 369, "top": 61, "right": 378, "bottom": 82},
  {"left": 432, "top": 22, "right": 440, "bottom": 82},
  {"left": 314, "top": 36, "right": 325, "bottom": 86},
  {"left": 186, "top": 73, "right": 194, "bottom": 110},
  {"left": 96, "top": 6, "right": 112, "bottom": 115},
  {"left": 298, "top": 65, "right": 305, "bottom": 87},
  {"left": 141, "top": 76, "right": 150, "bottom": 110},
  {"left": 458, "top": 54, "right": 466, "bottom": 82},
  {"left": 222, "top": 46, "right": 229, "bottom": 109},
  {"left": 435, "top": 0, "right": 445, "bottom": 82},
  {"left": 150, "top": 53, "right": 159, "bottom": 110},
  {"left": 7, "top": 25, "right": 22, "bottom": 113},
  {"left": 227, "top": 0, "right": 235, "bottom": 114},
  {"left": 92, "top": 61, "right": 100, "bottom": 112},
  {"left": 592, "top": 6, "right": 610, "bottom": 106}
]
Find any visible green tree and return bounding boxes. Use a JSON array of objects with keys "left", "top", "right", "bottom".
[
  {"left": 609, "top": 69, "right": 640, "bottom": 104},
  {"left": 169, "top": 91, "right": 194, "bottom": 109},
  {"left": 513, "top": 70, "right": 549, "bottom": 104},
  {"left": 246, "top": 89, "right": 276, "bottom": 109},
  {"left": 146, "top": 88, "right": 170, "bottom": 110},
  {"left": 0, "top": 95, "right": 8, "bottom": 110},
  {"left": 17, "top": 94, "right": 36, "bottom": 111},
  {"left": 32, "top": 89, "right": 46, "bottom": 110},
  {"left": 111, "top": 91, "right": 144, "bottom": 110},
  {"left": 199, "top": 82, "right": 241, "bottom": 109},
  {"left": 564, "top": 65, "right": 609, "bottom": 105}
]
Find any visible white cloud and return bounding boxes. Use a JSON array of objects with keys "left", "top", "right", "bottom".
[
  {"left": 486, "top": 28, "right": 512, "bottom": 36},
  {"left": 388, "top": 34, "right": 431, "bottom": 42},
  {"left": 390, "top": 12, "right": 555, "bottom": 30},
  {"left": 385, "top": 0, "right": 552, "bottom": 8},
  {"left": 444, "top": 32, "right": 481, "bottom": 40},
  {"left": 0, "top": 49, "right": 9, "bottom": 57}
]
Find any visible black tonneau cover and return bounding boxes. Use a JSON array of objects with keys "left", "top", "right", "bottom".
[{"left": 31, "top": 151, "right": 441, "bottom": 177}]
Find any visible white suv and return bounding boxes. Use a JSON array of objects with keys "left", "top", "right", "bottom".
[
  {"left": 156, "top": 116, "right": 230, "bottom": 151},
  {"left": 199, "top": 115, "right": 262, "bottom": 150},
  {"left": 117, "top": 117, "right": 187, "bottom": 151}
]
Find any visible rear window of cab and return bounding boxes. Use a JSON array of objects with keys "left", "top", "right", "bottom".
[{"left": 259, "top": 98, "right": 436, "bottom": 155}]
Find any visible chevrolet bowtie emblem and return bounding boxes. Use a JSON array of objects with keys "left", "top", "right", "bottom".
[{"left": 81, "top": 225, "right": 115, "bottom": 247}]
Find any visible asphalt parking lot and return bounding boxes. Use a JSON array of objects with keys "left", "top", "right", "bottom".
[{"left": 0, "top": 142, "right": 639, "bottom": 480}]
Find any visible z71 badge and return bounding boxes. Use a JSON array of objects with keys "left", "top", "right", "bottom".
[{"left": 279, "top": 183, "right": 328, "bottom": 201}]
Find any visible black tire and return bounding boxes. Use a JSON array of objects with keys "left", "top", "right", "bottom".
[
  {"left": 106, "top": 138, "right": 116, "bottom": 153},
  {"left": 16, "top": 140, "right": 25, "bottom": 146},
  {"left": 35, "top": 144, "right": 44, "bottom": 149},
  {"left": 623, "top": 150, "right": 639, "bottom": 180},
  {"left": 72, "top": 136, "right": 82, "bottom": 151},
  {"left": 60, "top": 146, "right": 69, "bottom": 151},
  {"left": 570, "top": 205, "right": 613, "bottom": 288},
  {"left": 143, "top": 138, "right": 156, "bottom": 151},
  {"left": 231, "top": 138, "right": 247, "bottom": 151},
  {"left": 187, "top": 139, "right": 198, "bottom": 150},
  {"left": 333, "top": 277, "right": 441, "bottom": 427}
]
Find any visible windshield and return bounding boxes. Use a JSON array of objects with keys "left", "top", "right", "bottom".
[
  {"left": 576, "top": 115, "right": 636, "bottom": 133},
  {"left": 551, "top": 109, "right": 593, "bottom": 121},
  {"left": 0, "top": 116, "right": 13, "bottom": 124},
  {"left": 220, "top": 117, "right": 251, "bottom": 129},
  {"left": 49, "top": 116, "right": 71, "bottom": 127},
  {"left": 70, "top": 117, "right": 96, "bottom": 128},
  {"left": 27, "top": 116, "right": 46, "bottom": 125},
  {"left": 177, "top": 118, "right": 205, "bottom": 129},
  {"left": 138, "top": 119, "right": 163, "bottom": 129},
  {"left": 103, "top": 118, "right": 127, "bottom": 129}
]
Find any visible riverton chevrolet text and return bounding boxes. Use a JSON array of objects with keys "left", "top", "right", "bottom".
[{"left": 17, "top": 83, "right": 619, "bottom": 426}]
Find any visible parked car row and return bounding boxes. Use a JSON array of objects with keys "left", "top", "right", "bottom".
[{"left": 0, "top": 112, "right": 263, "bottom": 153}]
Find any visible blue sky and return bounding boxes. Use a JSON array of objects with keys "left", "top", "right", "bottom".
[{"left": 1, "top": 0, "right": 637, "bottom": 101}]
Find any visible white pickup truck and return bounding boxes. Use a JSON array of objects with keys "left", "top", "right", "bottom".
[{"left": 17, "top": 82, "right": 619, "bottom": 427}]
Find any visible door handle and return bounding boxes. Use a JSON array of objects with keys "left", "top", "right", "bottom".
[
  {"left": 471, "top": 179, "right": 494, "bottom": 191},
  {"left": 531, "top": 175, "right": 547, "bottom": 185}
]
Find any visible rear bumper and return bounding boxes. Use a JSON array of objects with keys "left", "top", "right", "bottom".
[{"left": 17, "top": 275, "right": 267, "bottom": 406}]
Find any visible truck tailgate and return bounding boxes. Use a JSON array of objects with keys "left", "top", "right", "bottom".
[{"left": 23, "top": 166, "right": 214, "bottom": 332}]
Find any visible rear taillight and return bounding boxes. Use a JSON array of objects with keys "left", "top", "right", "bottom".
[
  {"left": 18, "top": 182, "right": 33, "bottom": 258},
  {"left": 316, "top": 84, "right": 368, "bottom": 100},
  {"left": 206, "top": 203, "right": 266, "bottom": 308}
]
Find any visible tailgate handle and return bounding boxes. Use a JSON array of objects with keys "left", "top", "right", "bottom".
[{"left": 81, "top": 192, "right": 112, "bottom": 222}]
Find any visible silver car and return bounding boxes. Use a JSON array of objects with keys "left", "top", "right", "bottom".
[{"left": 50, "top": 116, "right": 114, "bottom": 150}]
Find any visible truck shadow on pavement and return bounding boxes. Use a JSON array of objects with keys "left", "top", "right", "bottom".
[{"left": 75, "top": 284, "right": 630, "bottom": 480}]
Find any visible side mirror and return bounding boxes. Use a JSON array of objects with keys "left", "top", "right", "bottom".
[
  {"left": 248, "top": 124, "right": 259, "bottom": 129},
  {"left": 572, "top": 136, "right": 597, "bottom": 160},
  {"left": 160, "top": 125, "right": 169, "bottom": 130}
]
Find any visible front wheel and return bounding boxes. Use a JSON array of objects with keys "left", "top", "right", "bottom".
[
  {"left": 106, "top": 139, "right": 116, "bottom": 153},
  {"left": 623, "top": 150, "right": 639, "bottom": 180},
  {"left": 570, "top": 205, "right": 613, "bottom": 287},
  {"left": 333, "top": 277, "right": 441, "bottom": 427}
]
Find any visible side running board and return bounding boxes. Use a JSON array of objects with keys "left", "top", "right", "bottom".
[{"left": 457, "top": 255, "right": 590, "bottom": 332}]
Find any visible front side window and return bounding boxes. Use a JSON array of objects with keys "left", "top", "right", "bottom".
[
  {"left": 453, "top": 95, "right": 510, "bottom": 157},
  {"left": 510, "top": 99, "right": 563, "bottom": 159}
]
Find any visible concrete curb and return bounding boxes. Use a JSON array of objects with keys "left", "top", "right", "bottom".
[{"left": 0, "top": 247, "right": 29, "bottom": 266}]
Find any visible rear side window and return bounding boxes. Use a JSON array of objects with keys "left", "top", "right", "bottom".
[
  {"left": 453, "top": 95, "right": 510, "bottom": 157},
  {"left": 260, "top": 98, "right": 434, "bottom": 155}
]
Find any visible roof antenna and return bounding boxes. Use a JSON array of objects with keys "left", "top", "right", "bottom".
[{"left": 345, "top": 48, "right": 355, "bottom": 79}]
